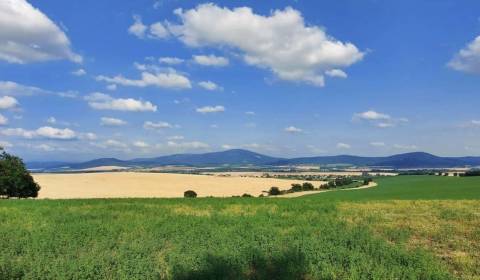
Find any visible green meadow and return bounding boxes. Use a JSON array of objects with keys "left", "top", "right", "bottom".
[{"left": 1, "top": 175, "right": 479, "bottom": 279}]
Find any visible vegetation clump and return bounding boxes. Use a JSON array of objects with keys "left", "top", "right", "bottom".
[
  {"left": 0, "top": 149, "right": 40, "bottom": 199},
  {"left": 184, "top": 190, "right": 197, "bottom": 198},
  {"left": 268, "top": 186, "right": 281, "bottom": 196}
]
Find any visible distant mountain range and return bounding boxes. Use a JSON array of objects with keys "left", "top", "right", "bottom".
[{"left": 26, "top": 149, "right": 480, "bottom": 171}]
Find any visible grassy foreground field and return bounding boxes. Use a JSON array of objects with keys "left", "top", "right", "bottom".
[{"left": 1, "top": 176, "right": 479, "bottom": 279}]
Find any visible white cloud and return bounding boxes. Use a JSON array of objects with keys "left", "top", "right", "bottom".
[
  {"left": 325, "top": 69, "right": 347, "bottom": 78},
  {"left": 393, "top": 144, "right": 418, "bottom": 150},
  {"left": 222, "top": 144, "right": 234, "bottom": 150},
  {"left": 159, "top": 57, "right": 184, "bottom": 65},
  {"left": 169, "top": 4, "right": 363, "bottom": 86},
  {"left": 35, "top": 126, "right": 76, "bottom": 140},
  {"left": 1, "top": 126, "right": 76, "bottom": 140},
  {"left": 149, "top": 22, "right": 170, "bottom": 39},
  {"left": 143, "top": 121, "right": 173, "bottom": 130},
  {"left": 471, "top": 120, "right": 480, "bottom": 126},
  {"left": 193, "top": 54, "right": 229, "bottom": 66},
  {"left": 106, "top": 84, "right": 117, "bottom": 91},
  {"left": 103, "top": 139, "right": 128, "bottom": 149},
  {"left": 101, "top": 117, "right": 127, "bottom": 126},
  {"left": 354, "top": 110, "right": 390, "bottom": 121},
  {"left": 80, "top": 132, "right": 97, "bottom": 140},
  {"left": 370, "top": 142, "right": 385, "bottom": 147},
  {"left": 284, "top": 126, "right": 302, "bottom": 133},
  {"left": 198, "top": 81, "right": 222, "bottom": 91},
  {"left": 376, "top": 122, "right": 394, "bottom": 128},
  {"left": 0, "top": 113, "right": 8, "bottom": 125},
  {"left": 336, "top": 142, "right": 351, "bottom": 149},
  {"left": 85, "top": 92, "right": 157, "bottom": 112},
  {"left": 0, "top": 81, "right": 77, "bottom": 98},
  {"left": 128, "top": 15, "right": 170, "bottom": 39},
  {"left": 96, "top": 70, "right": 191, "bottom": 89},
  {"left": 133, "top": 141, "right": 150, "bottom": 148},
  {"left": 167, "top": 140, "right": 209, "bottom": 149},
  {"left": 167, "top": 135, "right": 184, "bottom": 140},
  {"left": 0, "top": 96, "right": 18, "bottom": 109},
  {"left": 0, "top": 141, "right": 12, "bottom": 148},
  {"left": 0, "top": 0, "right": 81, "bottom": 64},
  {"left": 72, "top": 69, "right": 86, "bottom": 76},
  {"left": 245, "top": 111, "right": 255, "bottom": 116},
  {"left": 35, "top": 144, "right": 55, "bottom": 152},
  {"left": 448, "top": 35, "right": 480, "bottom": 73},
  {"left": 128, "top": 15, "right": 148, "bottom": 38},
  {"left": 46, "top": 117, "right": 56, "bottom": 124},
  {"left": 196, "top": 105, "right": 225, "bottom": 114}
]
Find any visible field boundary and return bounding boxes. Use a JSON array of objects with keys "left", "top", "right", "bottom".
[{"left": 270, "top": 182, "right": 378, "bottom": 198}]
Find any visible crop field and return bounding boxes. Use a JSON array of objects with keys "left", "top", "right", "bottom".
[
  {"left": 1, "top": 175, "right": 479, "bottom": 279},
  {"left": 33, "top": 172, "right": 326, "bottom": 199}
]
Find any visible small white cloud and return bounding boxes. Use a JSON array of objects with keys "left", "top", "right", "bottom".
[
  {"left": 106, "top": 84, "right": 117, "bottom": 91},
  {"left": 35, "top": 126, "right": 77, "bottom": 140},
  {"left": 337, "top": 142, "right": 351, "bottom": 149},
  {"left": 159, "top": 57, "right": 184, "bottom": 65},
  {"left": 72, "top": 69, "right": 86, "bottom": 76},
  {"left": 354, "top": 110, "right": 390, "bottom": 121},
  {"left": 143, "top": 121, "right": 173, "bottom": 130},
  {"left": 133, "top": 141, "right": 150, "bottom": 148},
  {"left": 80, "top": 132, "right": 97, "bottom": 140},
  {"left": 0, "top": 96, "right": 18, "bottom": 109},
  {"left": 196, "top": 105, "right": 225, "bottom": 114},
  {"left": 101, "top": 117, "right": 127, "bottom": 126},
  {"left": 149, "top": 22, "right": 170, "bottom": 39},
  {"left": 167, "top": 135, "right": 184, "bottom": 140},
  {"left": 85, "top": 92, "right": 157, "bottom": 112},
  {"left": 35, "top": 144, "right": 55, "bottom": 152},
  {"left": 167, "top": 141, "right": 209, "bottom": 149},
  {"left": 193, "top": 54, "right": 229, "bottom": 66},
  {"left": 325, "top": 69, "right": 347, "bottom": 78},
  {"left": 103, "top": 139, "right": 128, "bottom": 149},
  {"left": 128, "top": 15, "right": 148, "bottom": 38},
  {"left": 0, "top": 141, "right": 12, "bottom": 148},
  {"left": 0, "top": 81, "right": 77, "bottom": 98},
  {"left": 198, "top": 81, "right": 222, "bottom": 91},
  {"left": 0, "top": 113, "right": 8, "bottom": 125},
  {"left": 221, "top": 144, "right": 234, "bottom": 149},
  {"left": 370, "top": 142, "right": 386, "bottom": 147},
  {"left": 245, "top": 111, "right": 255, "bottom": 116},
  {"left": 376, "top": 122, "right": 394, "bottom": 128},
  {"left": 448, "top": 35, "right": 480, "bottom": 74},
  {"left": 46, "top": 117, "right": 56, "bottom": 124},
  {"left": 284, "top": 126, "right": 303, "bottom": 133},
  {"left": 96, "top": 70, "right": 191, "bottom": 89}
]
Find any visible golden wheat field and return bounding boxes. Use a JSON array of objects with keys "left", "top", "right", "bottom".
[{"left": 33, "top": 172, "right": 326, "bottom": 199}]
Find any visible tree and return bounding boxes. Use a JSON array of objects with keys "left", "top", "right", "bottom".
[
  {"left": 268, "top": 187, "right": 281, "bottom": 196},
  {"left": 302, "top": 182, "right": 315, "bottom": 191},
  {"left": 0, "top": 148, "right": 40, "bottom": 198},
  {"left": 290, "top": 183, "right": 302, "bottom": 192},
  {"left": 184, "top": 190, "right": 197, "bottom": 198}
]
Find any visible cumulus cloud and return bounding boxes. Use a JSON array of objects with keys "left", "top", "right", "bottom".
[
  {"left": 353, "top": 110, "right": 407, "bottom": 128},
  {"left": 96, "top": 70, "right": 191, "bottom": 89},
  {"left": 167, "top": 140, "right": 209, "bottom": 149},
  {"left": 101, "top": 117, "right": 127, "bottom": 126},
  {"left": 143, "top": 121, "right": 173, "bottom": 130},
  {"left": 133, "top": 141, "right": 150, "bottom": 148},
  {"left": 336, "top": 142, "right": 351, "bottom": 149},
  {"left": 0, "top": 96, "right": 18, "bottom": 109},
  {"left": 448, "top": 35, "right": 480, "bottom": 74},
  {"left": 159, "top": 57, "right": 184, "bottom": 65},
  {"left": 0, "top": 113, "right": 8, "bottom": 125},
  {"left": 284, "top": 126, "right": 302, "bottom": 133},
  {"left": 193, "top": 54, "right": 229, "bottom": 66},
  {"left": 72, "top": 68, "right": 86, "bottom": 76},
  {"left": 198, "top": 81, "right": 222, "bottom": 91},
  {"left": 85, "top": 92, "right": 157, "bottom": 112},
  {"left": 128, "top": 15, "right": 170, "bottom": 39},
  {"left": 0, "top": 81, "right": 77, "bottom": 98},
  {"left": 0, "top": 0, "right": 81, "bottom": 64},
  {"left": 196, "top": 105, "right": 225, "bottom": 114},
  {"left": 1, "top": 126, "right": 76, "bottom": 140},
  {"left": 168, "top": 4, "right": 363, "bottom": 86},
  {"left": 325, "top": 69, "right": 347, "bottom": 78}
]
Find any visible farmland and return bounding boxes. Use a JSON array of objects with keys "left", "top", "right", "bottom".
[{"left": 1, "top": 175, "right": 479, "bottom": 279}]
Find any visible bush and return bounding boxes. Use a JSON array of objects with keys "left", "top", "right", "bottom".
[
  {"left": 290, "top": 183, "right": 302, "bottom": 192},
  {"left": 241, "top": 193, "right": 253, "bottom": 198},
  {"left": 328, "top": 181, "right": 336, "bottom": 188},
  {"left": 302, "top": 182, "right": 315, "bottom": 191},
  {"left": 184, "top": 190, "right": 197, "bottom": 198},
  {"left": 0, "top": 149, "right": 40, "bottom": 198},
  {"left": 319, "top": 183, "right": 330, "bottom": 190},
  {"left": 363, "top": 177, "right": 373, "bottom": 185},
  {"left": 461, "top": 170, "right": 480, "bottom": 177},
  {"left": 268, "top": 187, "right": 281, "bottom": 196}
]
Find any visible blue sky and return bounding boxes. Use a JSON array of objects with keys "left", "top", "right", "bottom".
[{"left": 1, "top": 0, "right": 480, "bottom": 161}]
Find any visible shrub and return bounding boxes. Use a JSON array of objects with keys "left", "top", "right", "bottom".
[
  {"left": 319, "top": 183, "right": 330, "bottom": 190},
  {"left": 268, "top": 187, "right": 281, "bottom": 196},
  {"left": 328, "top": 181, "right": 336, "bottom": 188},
  {"left": 241, "top": 193, "right": 253, "bottom": 198},
  {"left": 0, "top": 149, "right": 40, "bottom": 198},
  {"left": 363, "top": 178, "right": 373, "bottom": 185},
  {"left": 184, "top": 190, "right": 197, "bottom": 198},
  {"left": 302, "top": 182, "right": 315, "bottom": 191},
  {"left": 290, "top": 183, "right": 302, "bottom": 192}
]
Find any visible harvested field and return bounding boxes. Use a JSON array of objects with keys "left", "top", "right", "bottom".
[{"left": 33, "top": 172, "right": 326, "bottom": 199}]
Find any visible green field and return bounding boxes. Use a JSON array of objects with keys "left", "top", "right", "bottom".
[{"left": 1, "top": 176, "right": 479, "bottom": 279}]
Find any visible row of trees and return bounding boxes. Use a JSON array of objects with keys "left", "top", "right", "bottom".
[{"left": 0, "top": 149, "right": 40, "bottom": 198}]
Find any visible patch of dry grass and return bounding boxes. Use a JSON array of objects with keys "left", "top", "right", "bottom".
[{"left": 338, "top": 200, "right": 480, "bottom": 279}]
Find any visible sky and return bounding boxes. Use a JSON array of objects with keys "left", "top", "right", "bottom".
[{"left": 1, "top": 0, "right": 480, "bottom": 161}]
